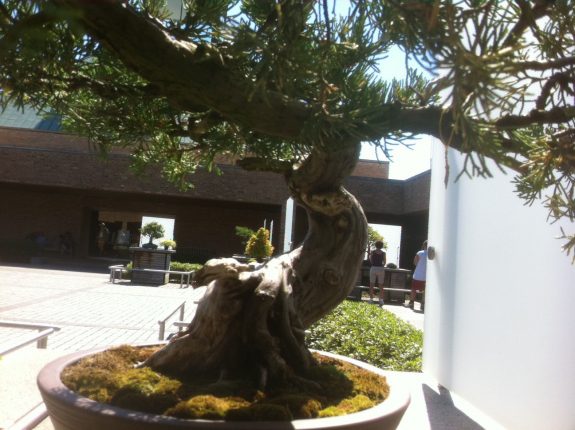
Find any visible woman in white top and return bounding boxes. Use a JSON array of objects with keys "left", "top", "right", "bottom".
[{"left": 409, "top": 240, "right": 428, "bottom": 310}]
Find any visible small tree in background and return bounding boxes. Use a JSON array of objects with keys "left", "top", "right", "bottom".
[
  {"left": 140, "top": 222, "right": 165, "bottom": 249},
  {"left": 160, "top": 239, "right": 176, "bottom": 250},
  {"left": 245, "top": 228, "right": 274, "bottom": 262}
]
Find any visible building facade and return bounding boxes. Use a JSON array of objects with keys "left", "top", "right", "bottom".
[{"left": 0, "top": 105, "right": 429, "bottom": 268}]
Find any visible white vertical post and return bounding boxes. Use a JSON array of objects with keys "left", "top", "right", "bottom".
[
  {"left": 283, "top": 198, "right": 294, "bottom": 252},
  {"left": 165, "top": 0, "right": 185, "bottom": 20}
]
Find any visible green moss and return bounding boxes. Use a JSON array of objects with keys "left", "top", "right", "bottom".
[
  {"left": 267, "top": 395, "right": 322, "bottom": 419},
  {"left": 304, "top": 355, "right": 388, "bottom": 405},
  {"left": 109, "top": 367, "right": 182, "bottom": 414},
  {"left": 62, "top": 346, "right": 174, "bottom": 404},
  {"left": 319, "top": 394, "right": 375, "bottom": 417},
  {"left": 166, "top": 395, "right": 251, "bottom": 419},
  {"left": 62, "top": 345, "right": 390, "bottom": 422},
  {"left": 305, "top": 356, "right": 354, "bottom": 401}
]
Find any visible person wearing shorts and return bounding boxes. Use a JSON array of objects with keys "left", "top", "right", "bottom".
[
  {"left": 369, "top": 240, "right": 386, "bottom": 305},
  {"left": 409, "top": 240, "right": 428, "bottom": 310}
]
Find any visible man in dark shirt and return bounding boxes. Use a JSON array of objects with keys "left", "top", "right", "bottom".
[{"left": 369, "top": 240, "right": 386, "bottom": 305}]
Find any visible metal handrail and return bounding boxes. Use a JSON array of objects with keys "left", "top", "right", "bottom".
[
  {"left": 157, "top": 301, "right": 186, "bottom": 340},
  {"left": 5, "top": 402, "right": 48, "bottom": 430},
  {"left": 0, "top": 320, "right": 60, "bottom": 356},
  {"left": 0, "top": 321, "right": 60, "bottom": 429}
]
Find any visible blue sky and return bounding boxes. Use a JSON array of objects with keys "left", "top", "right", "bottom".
[
  {"left": 360, "top": 45, "right": 433, "bottom": 180},
  {"left": 361, "top": 138, "right": 432, "bottom": 180}
]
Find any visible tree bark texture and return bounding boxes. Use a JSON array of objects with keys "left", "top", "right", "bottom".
[{"left": 144, "top": 140, "right": 368, "bottom": 386}]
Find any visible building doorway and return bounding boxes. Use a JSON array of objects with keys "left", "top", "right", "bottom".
[
  {"left": 90, "top": 210, "right": 143, "bottom": 258},
  {"left": 139, "top": 216, "right": 175, "bottom": 247},
  {"left": 368, "top": 223, "right": 402, "bottom": 267}
]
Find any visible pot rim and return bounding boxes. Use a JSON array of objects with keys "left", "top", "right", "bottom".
[{"left": 38, "top": 344, "right": 411, "bottom": 429}]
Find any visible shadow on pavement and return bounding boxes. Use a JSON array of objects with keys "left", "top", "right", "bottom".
[{"left": 423, "top": 384, "right": 485, "bottom": 430}]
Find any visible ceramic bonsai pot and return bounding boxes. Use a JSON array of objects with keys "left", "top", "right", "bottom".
[{"left": 37, "top": 347, "right": 410, "bottom": 430}]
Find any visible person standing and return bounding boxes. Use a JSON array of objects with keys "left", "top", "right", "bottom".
[
  {"left": 97, "top": 222, "right": 109, "bottom": 255},
  {"left": 409, "top": 240, "right": 428, "bottom": 311},
  {"left": 369, "top": 240, "right": 386, "bottom": 305}
]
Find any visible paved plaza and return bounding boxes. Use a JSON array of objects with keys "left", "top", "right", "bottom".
[
  {"left": 0, "top": 264, "right": 204, "bottom": 429},
  {"left": 0, "top": 266, "right": 202, "bottom": 352},
  {"left": 0, "top": 264, "right": 489, "bottom": 430}
]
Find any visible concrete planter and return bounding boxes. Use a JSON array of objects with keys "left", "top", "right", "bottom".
[
  {"left": 130, "top": 247, "right": 175, "bottom": 285},
  {"left": 37, "top": 347, "right": 410, "bottom": 430}
]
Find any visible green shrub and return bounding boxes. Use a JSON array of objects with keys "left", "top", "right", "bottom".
[
  {"left": 169, "top": 261, "right": 203, "bottom": 282},
  {"left": 245, "top": 227, "right": 273, "bottom": 261},
  {"left": 306, "top": 301, "right": 423, "bottom": 372},
  {"left": 160, "top": 239, "right": 176, "bottom": 249},
  {"left": 170, "top": 261, "right": 202, "bottom": 272},
  {"left": 124, "top": 262, "right": 133, "bottom": 279}
]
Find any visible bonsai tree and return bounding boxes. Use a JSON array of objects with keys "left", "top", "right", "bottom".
[
  {"left": 160, "top": 239, "right": 176, "bottom": 250},
  {"left": 1, "top": 1, "right": 574, "bottom": 389},
  {"left": 140, "top": 222, "right": 165, "bottom": 249},
  {"left": 245, "top": 227, "right": 274, "bottom": 261}
]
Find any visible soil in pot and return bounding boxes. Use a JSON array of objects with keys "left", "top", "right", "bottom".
[{"left": 61, "top": 345, "right": 390, "bottom": 421}]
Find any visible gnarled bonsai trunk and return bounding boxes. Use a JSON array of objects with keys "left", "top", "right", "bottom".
[{"left": 144, "top": 139, "right": 368, "bottom": 386}]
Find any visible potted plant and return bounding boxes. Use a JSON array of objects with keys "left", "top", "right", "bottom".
[
  {"left": 160, "top": 239, "right": 176, "bottom": 250},
  {"left": 5, "top": 1, "right": 568, "bottom": 430},
  {"left": 38, "top": 345, "right": 411, "bottom": 430},
  {"left": 140, "top": 222, "right": 165, "bottom": 250}
]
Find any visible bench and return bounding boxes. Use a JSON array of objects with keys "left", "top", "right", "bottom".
[
  {"left": 348, "top": 285, "right": 423, "bottom": 304},
  {"left": 109, "top": 264, "right": 129, "bottom": 283},
  {"left": 110, "top": 265, "right": 194, "bottom": 288},
  {"left": 132, "top": 268, "right": 194, "bottom": 288}
]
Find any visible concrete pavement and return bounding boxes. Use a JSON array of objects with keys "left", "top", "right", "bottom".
[
  {"left": 0, "top": 264, "right": 491, "bottom": 430},
  {"left": 0, "top": 265, "right": 203, "bottom": 429},
  {"left": 383, "top": 300, "right": 425, "bottom": 332}
]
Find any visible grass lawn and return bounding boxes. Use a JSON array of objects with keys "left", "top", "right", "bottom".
[{"left": 306, "top": 300, "right": 423, "bottom": 372}]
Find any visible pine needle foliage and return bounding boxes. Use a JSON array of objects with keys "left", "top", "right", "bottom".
[{"left": 0, "top": 0, "right": 573, "bottom": 257}]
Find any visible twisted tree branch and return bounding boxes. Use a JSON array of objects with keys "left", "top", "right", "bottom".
[
  {"left": 496, "top": 106, "right": 575, "bottom": 128},
  {"left": 514, "top": 56, "right": 575, "bottom": 72},
  {"left": 503, "top": 0, "right": 555, "bottom": 47},
  {"left": 55, "top": 0, "right": 313, "bottom": 140}
]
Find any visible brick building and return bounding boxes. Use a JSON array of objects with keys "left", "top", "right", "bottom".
[{"left": 0, "top": 105, "right": 429, "bottom": 268}]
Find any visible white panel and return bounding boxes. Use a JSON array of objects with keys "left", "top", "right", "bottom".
[
  {"left": 283, "top": 198, "right": 294, "bottom": 252},
  {"left": 424, "top": 141, "right": 575, "bottom": 430}
]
